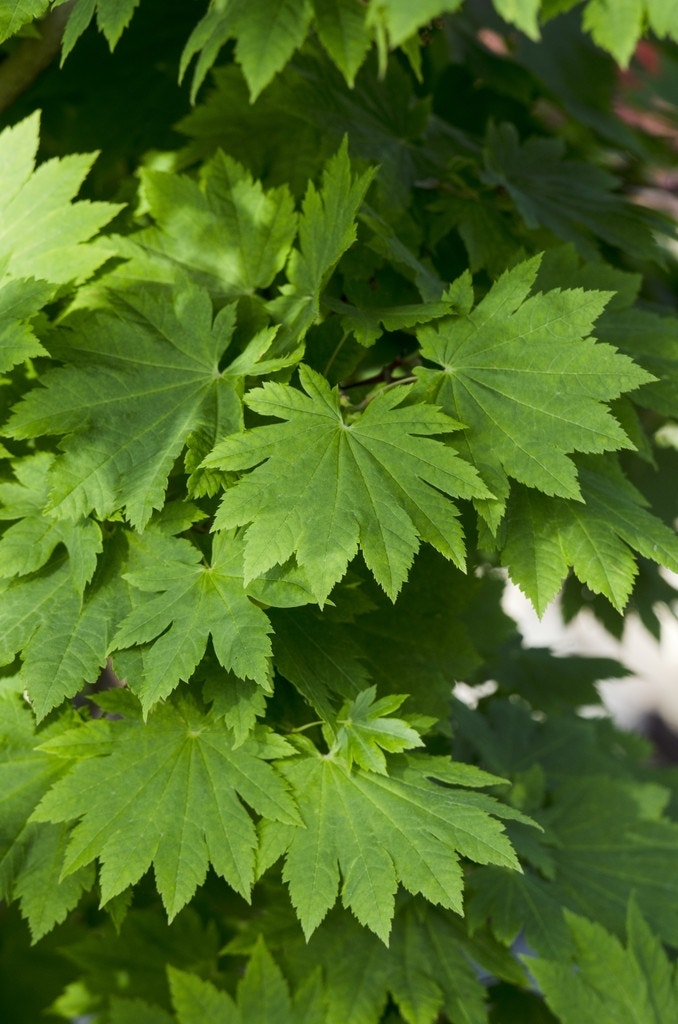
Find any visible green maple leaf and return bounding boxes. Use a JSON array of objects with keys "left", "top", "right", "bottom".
[
  {"left": 415, "top": 255, "right": 653, "bottom": 526},
  {"left": 283, "top": 900, "right": 512, "bottom": 1024},
  {"left": 313, "top": 0, "right": 372, "bottom": 86},
  {"left": 0, "top": 278, "right": 52, "bottom": 374},
  {"left": 6, "top": 282, "right": 298, "bottom": 528},
  {"left": 181, "top": 0, "right": 313, "bottom": 102},
  {"left": 267, "top": 140, "right": 376, "bottom": 346},
  {"left": 502, "top": 457, "right": 678, "bottom": 613},
  {"left": 32, "top": 695, "right": 301, "bottom": 919},
  {"left": 204, "top": 364, "right": 489, "bottom": 603},
  {"left": 112, "top": 530, "right": 275, "bottom": 714},
  {"left": 482, "top": 123, "right": 665, "bottom": 262},
  {"left": 0, "top": 112, "right": 120, "bottom": 285},
  {"left": 0, "top": 1, "right": 49, "bottom": 44},
  {"left": 60, "top": 0, "right": 141, "bottom": 58},
  {"left": 168, "top": 938, "right": 323, "bottom": 1024},
  {"left": 327, "top": 686, "right": 423, "bottom": 774},
  {"left": 530, "top": 901, "right": 678, "bottom": 1023},
  {"left": 0, "top": 453, "right": 101, "bottom": 589},
  {"left": 0, "top": 689, "right": 93, "bottom": 941},
  {"left": 262, "top": 745, "right": 521, "bottom": 942},
  {"left": 125, "top": 152, "right": 297, "bottom": 301},
  {"left": 365, "top": 0, "right": 464, "bottom": 48}
]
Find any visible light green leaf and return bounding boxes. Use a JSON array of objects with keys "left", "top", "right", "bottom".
[
  {"left": 169, "top": 966, "right": 238, "bottom": 1023},
  {"left": 131, "top": 152, "right": 297, "bottom": 300},
  {"left": 582, "top": 0, "right": 644, "bottom": 66},
  {"left": 270, "top": 749, "right": 519, "bottom": 941},
  {"left": 492, "top": 0, "right": 541, "bottom": 38},
  {"left": 33, "top": 695, "right": 300, "bottom": 918},
  {"left": 313, "top": 0, "right": 372, "bottom": 86},
  {"left": 0, "top": 0, "right": 49, "bottom": 43},
  {"left": 0, "top": 277, "right": 52, "bottom": 373},
  {"left": 6, "top": 283, "right": 275, "bottom": 528},
  {"left": 112, "top": 531, "right": 274, "bottom": 714},
  {"left": 329, "top": 686, "right": 423, "bottom": 773},
  {"left": 205, "top": 364, "right": 489, "bottom": 603},
  {"left": 0, "top": 111, "right": 121, "bottom": 285},
  {"left": 416, "top": 255, "right": 651, "bottom": 527}
]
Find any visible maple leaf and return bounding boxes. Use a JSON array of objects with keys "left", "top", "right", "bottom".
[
  {"left": 501, "top": 457, "right": 678, "bottom": 613},
  {"left": 112, "top": 530, "right": 275, "bottom": 714},
  {"left": 60, "top": 0, "right": 141, "bottom": 58},
  {"left": 261, "top": 743, "right": 522, "bottom": 942},
  {"left": 125, "top": 151, "right": 297, "bottom": 300},
  {"left": 0, "top": 689, "right": 93, "bottom": 941},
  {"left": 32, "top": 695, "right": 301, "bottom": 919},
  {"left": 327, "top": 687, "right": 423, "bottom": 774},
  {"left": 313, "top": 0, "right": 372, "bottom": 86},
  {"left": 0, "top": 112, "right": 121, "bottom": 286},
  {"left": 530, "top": 900, "right": 678, "bottom": 1024},
  {"left": 482, "top": 123, "right": 665, "bottom": 263},
  {"left": 267, "top": 140, "right": 376, "bottom": 346},
  {"left": 0, "top": 1, "right": 50, "bottom": 44},
  {"left": 168, "top": 937, "right": 325, "bottom": 1024},
  {"left": 205, "top": 365, "right": 489, "bottom": 603},
  {"left": 0, "top": 453, "right": 101, "bottom": 588},
  {"left": 0, "top": 278, "right": 52, "bottom": 374},
  {"left": 6, "top": 282, "right": 297, "bottom": 528},
  {"left": 415, "top": 254, "right": 653, "bottom": 526},
  {"left": 180, "top": 0, "right": 314, "bottom": 102}
]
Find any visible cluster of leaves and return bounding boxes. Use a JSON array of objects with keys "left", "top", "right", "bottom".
[{"left": 2, "top": 0, "right": 678, "bottom": 1022}]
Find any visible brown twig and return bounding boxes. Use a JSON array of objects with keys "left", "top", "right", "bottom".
[{"left": 0, "top": 0, "right": 76, "bottom": 116}]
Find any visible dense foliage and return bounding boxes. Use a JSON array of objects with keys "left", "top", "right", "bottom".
[{"left": 2, "top": 1, "right": 678, "bottom": 1021}]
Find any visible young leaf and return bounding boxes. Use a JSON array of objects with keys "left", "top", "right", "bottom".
[
  {"left": 313, "top": 0, "right": 372, "bottom": 86},
  {"left": 415, "top": 255, "right": 652, "bottom": 525},
  {"left": 0, "top": 112, "right": 121, "bottom": 285},
  {"left": 329, "top": 686, "right": 423, "bottom": 774},
  {"left": 32, "top": 695, "right": 300, "bottom": 919},
  {"left": 6, "top": 283, "right": 291, "bottom": 528},
  {"left": 205, "top": 364, "right": 489, "bottom": 603},
  {"left": 267, "top": 747, "right": 520, "bottom": 942},
  {"left": 112, "top": 531, "right": 274, "bottom": 714}
]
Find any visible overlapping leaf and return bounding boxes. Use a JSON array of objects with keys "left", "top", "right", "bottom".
[
  {"left": 482, "top": 123, "right": 665, "bottom": 262},
  {"left": 261, "top": 743, "right": 522, "bottom": 942},
  {"left": 0, "top": 278, "right": 51, "bottom": 375},
  {"left": 0, "top": 689, "right": 93, "bottom": 941},
  {"left": 415, "top": 255, "right": 652, "bottom": 526},
  {"left": 168, "top": 938, "right": 325, "bottom": 1024},
  {"left": 33, "top": 696, "right": 300, "bottom": 918},
  {"left": 501, "top": 457, "right": 678, "bottom": 613},
  {"left": 112, "top": 531, "right": 276, "bottom": 714},
  {"left": 6, "top": 283, "right": 297, "bottom": 528},
  {"left": 126, "top": 151, "right": 297, "bottom": 300},
  {"left": 530, "top": 901, "right": 678, "bottom": 1023},
  {"left": 205, "top": 364, "right": 489, "bottom": 602}
]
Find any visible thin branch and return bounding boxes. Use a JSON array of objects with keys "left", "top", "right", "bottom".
[{"left": 0, "top": 1, "right": 75, "bottom": 116}]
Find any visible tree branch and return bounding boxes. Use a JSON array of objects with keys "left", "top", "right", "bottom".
[{"left": 0, "top": 1, "right": 75, "bottom": 116}]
